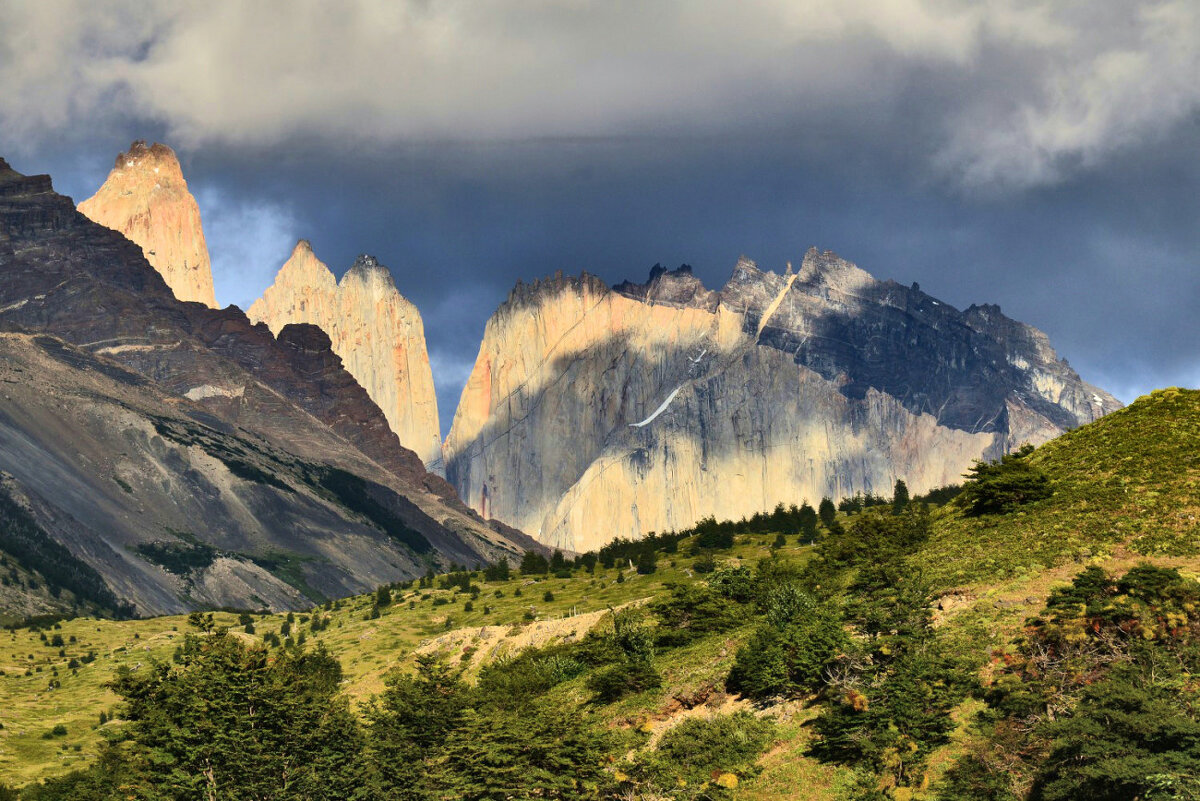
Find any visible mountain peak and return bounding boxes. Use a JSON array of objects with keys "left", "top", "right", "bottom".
[
  {"left": 248, "top": 248, "right": 442, "bottom": 467},
  {"left": 613, "top": 264, "right": 716, "bottom": 309},
  {"left": 501, "top": 271, "right": 611, "bottom": 316},
  {"left": 340, "top": 254, "right": 401, "bottom": 293},
  {"left": 273, "top": 239, "right": 336, "bottom": 289},
  {"left": 111, "top": 140, "right": 185, "bottom": 181},
  {"left": 78, "top": 140, "right": 216, "bottom": 307},
  {"left": 796, "top": 246, "right": 875, "bottom": 293}
]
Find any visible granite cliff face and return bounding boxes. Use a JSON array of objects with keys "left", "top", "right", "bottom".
[
  {"left": 0, "top": 156, "right": 537, "bottom": 615},
  {"left": 248, "top": 242, "right": 442, "bottom": 466},
  {"left": 78, "top": 141, "right": 217, "bottom": 308},
  {"left": 444, "top": 252, "right": 1121, "bottom": 552}
]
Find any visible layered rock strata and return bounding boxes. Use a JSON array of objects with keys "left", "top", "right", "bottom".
[
  {"left": 248, "top": 242, "right": 442, "bottom": 466},
  {"left": 0, "top": 156, "right": 539, "bottom": 615},
  {"left": 78, "top": 141, "right": 217, "bottom": 307},
  {"left": 444, "top": 255, "right": 1121, "bottom": 552}
]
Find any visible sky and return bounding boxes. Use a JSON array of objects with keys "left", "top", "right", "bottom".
[{"left": 1, "top": 0, "right": 1197, "bottom": 434}]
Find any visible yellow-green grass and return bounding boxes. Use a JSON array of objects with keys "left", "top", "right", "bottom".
[
  {"left": 920, "top": 387, "right": 1200, "bottom": 589},
  {"left": 6, "top": 376, "right": 1199, "bottom": 796},
  {"left": 7, "top": 537, "right": 1189, "bottom": 793},
  {"left": 0, "top": 536, "right": 782, "bottom": 786},
  {"left": 4, "top": 543, "right": 1193, "bottom": 796},
  {"left": 739, "top": 706, "right": 847, "bottom": 801}
]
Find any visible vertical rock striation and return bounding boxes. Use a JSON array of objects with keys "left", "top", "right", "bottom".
[
  {"left": 247, "top": 241, "right": 442, "bottom": 466},
  {"left": 444, "top": 252, "right": 1122, "bottom": 553},
  {"left": 78, "top": 141, "right": 217, "bottom": 308}
]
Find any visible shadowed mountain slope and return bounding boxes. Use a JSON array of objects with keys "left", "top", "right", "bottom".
[
  {"left": 444, "top": 254, "right": 1120, "bottom": 551},
  {"left": 0, "top": 157, "right": 536, "bottom": 616}
]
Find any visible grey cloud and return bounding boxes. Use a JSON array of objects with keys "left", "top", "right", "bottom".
[
  {"left": 1, "top": 2, "right": 1195, "bottom": 427},
  {"left": 2, "top": 1, "right": 1198, "bottom": 189}
]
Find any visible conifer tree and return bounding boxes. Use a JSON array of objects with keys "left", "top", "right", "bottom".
[
  {"left": 818, "top": 497, "right": 837, "bottom": 528},
  {"left": 892, "top": 479, "right": 910, "bottom": 514}
]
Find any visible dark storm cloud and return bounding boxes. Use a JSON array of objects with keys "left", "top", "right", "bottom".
[{"left": 1, "top": 1, "right": 1197, "bottom": 431}]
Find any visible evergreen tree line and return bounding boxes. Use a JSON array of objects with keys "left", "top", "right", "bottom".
[{"left": 503, "top": 480, "right": 926, "bottom": 584}]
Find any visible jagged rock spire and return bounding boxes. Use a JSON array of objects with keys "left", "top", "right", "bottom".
[
  {"left": 78, "top": 141, "right": 217, "bottom": 308},
  {"left": 248, "top": 243, "right": 442, "bottom": 467}
]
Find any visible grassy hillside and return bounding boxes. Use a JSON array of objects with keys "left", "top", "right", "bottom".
[
  {"left": 0, "top": 540, "right": 780, "bottom": 786},
  {"left": 920, "top": 387, "right": 1200, "bottom": 588},
  {"left": 1, "top": 388, "right": 1197, "bottom": 799}
]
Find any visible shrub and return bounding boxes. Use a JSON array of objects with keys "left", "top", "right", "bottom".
[
  {"left": 520, "top": 551, "right": 550, "bottom": 575},
  {"left": 134, "top": 540, "right": 218, "bottom": 575},
  {"left": 707, "top": 564, "right": 755, "bottom": 602},
  {"left": 960, "top": 444, "right": 1052, "bottom": 516},
  {"left": 642, "top": 712, "right": 775, "bottom": 792},
  {"left": 650, "top": 584, "right": 740, "bottom": 647},
  {"left": 818, "top": 497, "right": 837, "bottom": 528},
  {"left": 483, "top": 558, "right": 511, "bottom": 582},
  {"left": 586, "top": 659, "right": 661, "bottom": 703},
  {"left": 727, "top": 601, "right": 848, "bottom": 701},
  {"left": 476, "top": 647, "right": 589, "bottom": 703}
]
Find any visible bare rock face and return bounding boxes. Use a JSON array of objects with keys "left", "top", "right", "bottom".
[
  {"left": 248, "top": 242, "right": 442, "bottom": 466},
  {"left": 78, "top": 141, "right": 217, "bottom": 308},
  {"left": 0, "top": 156, "right": 535, "bottom": 615},
  {"left": 444, "top": 252, "right": 1122, "bottom": 553}
]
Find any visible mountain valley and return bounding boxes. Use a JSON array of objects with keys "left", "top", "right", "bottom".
[{"left": 0, "top": 143, "right": 1193, "bottom": 801}]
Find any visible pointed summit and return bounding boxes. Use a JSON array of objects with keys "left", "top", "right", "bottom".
[
  {"left": 248, "top": 244, "right": 442, "bottom": 467},
  {"left": 274, "top": 239, "right": 336, "bottom": 290},
  {"left": 78, "top": 141, "right": 217, "bottom": 307}
]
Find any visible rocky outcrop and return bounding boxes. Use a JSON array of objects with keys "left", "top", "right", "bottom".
[
  {"left": 0, "top": 156, "right": 536, "bottom": 615},
  {"left": 78, "top": 141, "right": 217, "bottom": 307},
  {"left": 248, "top": 242, "right": 442, "bottom": 466},
  {"left": 444, "top": 251, "right": 1121, "bottom": 553}
]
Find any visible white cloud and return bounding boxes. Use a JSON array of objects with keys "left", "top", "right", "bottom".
[
  {"left": 1, "top": 0, "right": 1197, "bottom": 189},
  {"left": 192, "top": 185, "right": 297, "bottom": 310}
]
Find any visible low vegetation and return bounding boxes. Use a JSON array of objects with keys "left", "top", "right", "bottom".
[{"left": 0, "top": 388, "right": 1197, "bottom": 799}]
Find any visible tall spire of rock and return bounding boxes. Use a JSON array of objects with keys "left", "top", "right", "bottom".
[
  {"left": 248, "top": 242, "right": 442, "bottom": 467},
  {"left": 78, "top": 141, "right": 217, "bottom": 307}
]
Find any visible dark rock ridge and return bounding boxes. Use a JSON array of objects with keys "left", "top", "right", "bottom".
[
  {"left": 443, "top": 248, "right": 1121, "bottom": 552},
  {"left": 0, "top": 157, "right": 536, "bottom": 615},
  {"left": 713, "top": 250, "right": 1111, "bottom": 439}
]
